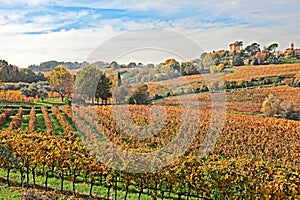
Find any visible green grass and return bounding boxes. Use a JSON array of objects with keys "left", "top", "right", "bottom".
[
  {"left": 61, "top": 113, "right": 77, "bottom": 132},
  {"left": 34, "top": 101, "right": 53, "bottom": 107},
  {"left": 36, "top": 113, "right": 46, "bottom": 133},
  {"left": 1, "top": 110, "right": 46, "bottom": 133},
  {"left": 0, "top": 168, "right": 160, "bottom": 200},
  {"left": 74, "top": 114, "right": 107, "bottom": 142},
  {"left": 34, "top": 98, "right": 66, "bottom": 107},
  {"left": 45, "top": 98, "right": 66, "bottom": 105},
  {"left": 0, "top": 101, "right": 34, "bottom": 107},
  {"left": 60, "top": 113, "right": 84, "bottom": 138},
  {"left": 224, "top": 68, "right": 237, "bottom": 73},
  {"left": 21, "top": 115, "right": 30, "bottom": 130},
  {"left": 48, "top": 113, "right": 64, "bottom": 135},
  {"left": 0, "top": 184, "right": 22, "bottom": 200}
]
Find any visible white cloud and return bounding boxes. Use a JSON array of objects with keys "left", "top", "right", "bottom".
[
  {"left": 1, "top": 0, "right": 300, "bottom": 67},
  {"left": 0, "top": 27, "right": 118, "bottom": 67}
]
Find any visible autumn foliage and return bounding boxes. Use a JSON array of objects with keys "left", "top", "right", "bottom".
[
  {"left": 0, "top": 109, "right": 12, "bottom": 127},
  {"left": 41, "top": 107, "right": 54, "bottom": 134},
  {"left": 0, "top": 94, "right": 299, "bottom": 199},
  {"left": 62, "top": 106, "right": 73, "bottom": 120},
  {"left": 51, "top": 106, "right": 74, "bottom": 135},
  {"left": 28, "top": 107, "right": 36, "bottom": 131},
  {"left": 8, "top": 107, "right": 23, "bottom": 130},
  {"left": 0, "top": 90, "right": 34, "bottom": 103},
  {"left": 0, "top": 104, "right": 299, "bottom": 198}
]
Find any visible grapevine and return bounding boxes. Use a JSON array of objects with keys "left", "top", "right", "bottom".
[
  {"left": 41, "top": 107, "right": 54, "bottom": 134},
  {"left": 28, "top": 107, "right": 36, "bottom": 131},
  {"left": 8, "top": 107, "right": 23, "bottom": 130}
]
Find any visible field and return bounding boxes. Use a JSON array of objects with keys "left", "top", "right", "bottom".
[
  {"left": 0, "top": 102, "right": 300, "bottom": 199},
  {"left": 222, "top": 63, "right": 300, "bottom": 81},
  {"left": 145, "top": 63, "right": 300, "bottom": 98},
  {"left": 153, "top": 86, "right": 300, "bottom": 114},
  {"left": 1, "top": 63, "right": 300, "bottom": 199}
]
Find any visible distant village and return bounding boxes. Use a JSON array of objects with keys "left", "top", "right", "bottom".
[
  {"left": 211, "top": 41, "right": 300, "bottom": 67},
  {"left": 26, "top": 40, "right": 300, "bottom": 74}
]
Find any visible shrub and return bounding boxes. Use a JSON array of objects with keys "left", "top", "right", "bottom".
[
  {"left": 261, "top": 94, "right": 298, "bottom": 119},
  {"left": 281, "top": 103, "right": 298, "bottom": 119}
]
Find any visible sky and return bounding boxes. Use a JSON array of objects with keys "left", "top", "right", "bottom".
[{"left": 1, "top": 0, "right": 300, "bottom": 67}]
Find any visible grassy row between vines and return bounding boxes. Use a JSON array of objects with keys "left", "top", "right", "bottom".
[{"left": 0, "top": 167, "right": 159, "bottom": 200}]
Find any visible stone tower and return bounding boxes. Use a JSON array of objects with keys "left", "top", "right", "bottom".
[{"left": 291, "top": 42, "right": 294, "bottom": 50}]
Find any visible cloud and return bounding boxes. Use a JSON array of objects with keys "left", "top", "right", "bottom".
[{"left": 0, "top": 27, "right": 118, "bottom": 67}]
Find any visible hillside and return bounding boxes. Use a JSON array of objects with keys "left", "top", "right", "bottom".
[
  {"left": 1, "top": 61, "right": 300, "bottom": 199},
  {"left": 0, "top": 60, "right": 46, "bottom": 83},
  {"left": 144, "top": 63, "right": 300, "bottom": 96},
  {"left": 152, "top": 86, "right": 300, "bottom": 114},
  {"left": 222, "top": 63, "right": 300, "bottom": 81}
]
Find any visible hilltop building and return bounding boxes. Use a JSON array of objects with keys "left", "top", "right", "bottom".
[
  {"left": 229, "top": 41, "right": 241, "bottom": 54},
  {"left": 285, "top": 43, "right": 300, "bottom": 57}
]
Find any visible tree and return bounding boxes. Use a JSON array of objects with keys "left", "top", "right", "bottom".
[
  {"left": 0, "top": 60, "right": 46, "bottom": 83},
  {"left": 261, "top": 94, "right": 282, "bottom": 117},
  {"left": 267, "top": 43, "right": 278, "bottom": 53},
  {"left": 49, "top": 66, "right": 74, "bottom": 102},
  {"left": 232, "top": 55, "right": 244, "bottom": 66},
  {"left": 245, "top": 42, "right": 261, "bottom": 58},
  {"left": 235, "top": 41, "right": 243, "bottom": 48},
  {"left": 95, "top": 74, "right": 112, "bottom": 105},
  {"left": 127, "top": 62, "right": 137, "bottom": 68},
  {"left": 236, "top": 79, "right": 246, "bottom": 88},
  {"left": 129, "top": 84, "right": 149, "bottom": 104},
  {"left": 36, "top": 82, "right": 50, "bottom": 101},
  {"left": 200, "top": 52, "right": 208, "bottom": 59},
  {"left": 114, "top": 83, "right": 130, "bottom": 104},
  {"left": 292, "top": 73, "right": 300, "bottom": 87},
  {"left": 261, "top": 94, "right": 298, "bottom": 119},
  {"left": 267, "top": 43, "right": 279, "bottom": 64},
  {"left": 212, "top": 53, "right": 221, "bottom": 65},
  {"left": 75, "top": 66, "right": 102, "bottom": 105},
  {"left": 200, "top": 53, "right": 214, "bottom": 70},
  {"left": 3, "top": 83, "right": 16, "bottom": 91},
  {"left": 210, "top": 66, "right": 217, "bottom": 74},
  {"left": 20, "top": 81, "right": 50, "bottom": 101},
  {"left": 281, "top": 103, "right": 298, "bottom": 119},
  {"left": 20, "top": 87, "right": 31, "bottom": 101},
  {"left": 17, "top": 82, "right": 30, "bottom": 90},
  {"left": 181, "top": 62, "right": 198, "bottom": 75},
  {"left": 0, "top": 83, "right": 17, "bottom": 105},
  {"left": 117, "top": 71, "right": 122, "bottom": 87},
  {"left": 110, "top": 61, "right": 120, "bottom": 70}
]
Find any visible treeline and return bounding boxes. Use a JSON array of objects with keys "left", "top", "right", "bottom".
[
  {"left": 28, "top": 60, "right": 91, "bottom": 72},
  {"left": 28, "top": 60, "right": 152, "bottom": 72},
  {"left": 0, "top": 81, "right": 50, "bottom": 103},
  {"left": 0, "top": 60, "right": 46, "bottom": 83}
]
